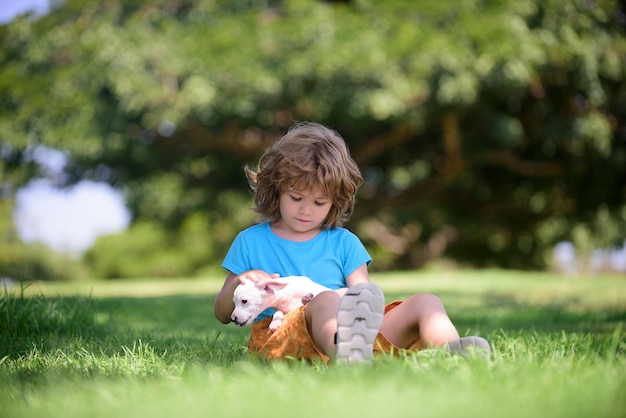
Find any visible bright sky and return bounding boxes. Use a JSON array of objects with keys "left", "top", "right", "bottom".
[
  {"left": 12, "top": 145, "right": 131, "bottom": 256},
  {"left": 2, "top": 1, "right": 131, "bottom": 256},
  {"left": 14, "top": 178, "right": 131, "bottom": 256},
  {"left": 0, "top": 0, "right": 50, "bottom": 23}
]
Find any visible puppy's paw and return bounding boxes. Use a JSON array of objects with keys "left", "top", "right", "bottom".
[
  {"left": 269, "top": 319, "right": 282, "bottom": 332},
  {"left": 269, "top": 311, "right": 284, "bottom": 331},
  {"left": 301, "top": 293, "right": 314, "bottom": 305}
]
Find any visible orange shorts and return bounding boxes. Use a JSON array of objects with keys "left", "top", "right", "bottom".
[{"left": 247, "top": 300, "right": 422, "bottom": 364}]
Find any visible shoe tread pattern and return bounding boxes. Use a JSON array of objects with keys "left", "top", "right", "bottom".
[{"left": 336, "top": 283, "right": 384, "bottom": 363}]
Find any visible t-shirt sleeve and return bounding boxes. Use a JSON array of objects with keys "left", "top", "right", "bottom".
[{"left": 221, "top": 232, "right": 249, "bottom": 275}]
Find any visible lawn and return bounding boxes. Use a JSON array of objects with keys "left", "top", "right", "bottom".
[{"left": 1, "top": 269, "right": 625, "bottom": 418}]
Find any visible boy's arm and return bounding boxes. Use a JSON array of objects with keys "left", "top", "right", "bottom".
[
  {"left": 214, "top": 271, "right": 240, "bottom": 324},
  {"left": 214, "top": 270, "right": 281, "bottom": 324},
  {"left": 335, "top": 263, "right": 371, "bottom": 296}
]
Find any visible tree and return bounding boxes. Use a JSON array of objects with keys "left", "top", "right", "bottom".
[{"left": 1, "top": 0, "right": 624, "bottom": 277}]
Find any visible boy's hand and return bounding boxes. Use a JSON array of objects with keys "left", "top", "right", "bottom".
[{"left": 237, "top": 270, "right": 280, "bottom": 285}]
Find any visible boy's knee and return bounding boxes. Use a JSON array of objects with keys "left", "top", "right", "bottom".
[
  {"left": 305, "top": 291, "right": 341, "bottom": 311},
  {"left": 304, "top": 291, "right": 341, "bottom": 322},
  {"left": 408, "top": 293, "right": 445, "bottom": 309}
]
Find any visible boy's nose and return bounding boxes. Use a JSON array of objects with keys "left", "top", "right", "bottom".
[{"left": 299, "top": 202, "right": 310, "bottom": 214}]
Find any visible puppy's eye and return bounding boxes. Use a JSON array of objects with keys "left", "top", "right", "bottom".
[{"left": 241, "top": 299, "right": 248, "bottom": 305}]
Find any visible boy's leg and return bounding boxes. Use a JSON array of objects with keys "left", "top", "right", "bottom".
[
  {"left": 380, "top": 293, "right": 460, "bottom": 348},
  {"left": 304, "top": 284, "right": 385, "bottom": 363},
  {"left": 335, "top": 282, "right": 385, "bottom": 363},
  {"left": 304, "top": 291, "right": 342, "bottom": 359},
  {"left": 305, "top": 288, "right": 490, "bottom": 362},
  {"left": 379, "top": 293, "right": 490, "bottom": 356}
]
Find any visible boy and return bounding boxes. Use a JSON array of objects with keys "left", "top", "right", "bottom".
[{"left": 214, "top": 122, "right": 490, "bottom": 363}]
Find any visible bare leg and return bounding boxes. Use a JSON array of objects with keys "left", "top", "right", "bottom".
[
  {"left": 379, "top": 293, "right": 460, "bottom": 349},
  {"left": 304, "top": 291, "right": 342, "bottom": 359}
]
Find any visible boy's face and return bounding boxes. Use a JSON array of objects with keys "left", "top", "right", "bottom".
[{"left": 276, "top": 185, "right": 332, "bottom": 238}]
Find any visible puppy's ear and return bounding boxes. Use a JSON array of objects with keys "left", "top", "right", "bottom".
[
  {"left": 261, "top": 280, "right": 288, "bottom": 295},
  {"left": 262, "top": 284, "right": 275, "bottom": 295}
]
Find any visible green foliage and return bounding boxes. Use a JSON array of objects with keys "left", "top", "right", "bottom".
[
  {"left": 0, "top": 242, "right": 88, "bottom": 281},
  {"left": 0, "top": 0, "right": 625, "bottom": 275},
  {"left": 85, "top": 191, "right": 255, "bottom": 278},
  {"left": 85, "top": 220, "right": 190, "bottom": 278}
]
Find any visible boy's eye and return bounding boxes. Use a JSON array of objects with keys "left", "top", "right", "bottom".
[{"left": 288, "top": 194, "right": 329, "bottom": 206}]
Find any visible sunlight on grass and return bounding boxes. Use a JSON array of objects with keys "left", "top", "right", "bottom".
[{"left": 1, "top": 270, "right": 624, "bottom": 418}]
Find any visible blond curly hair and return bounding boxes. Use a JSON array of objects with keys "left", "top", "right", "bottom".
[{"left": 245, "top": 122, "right": 363, "bottom": 228}]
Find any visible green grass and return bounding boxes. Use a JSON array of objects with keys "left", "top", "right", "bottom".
[{"left": 1, "top": 270, "right": 625, "bottom": 418}]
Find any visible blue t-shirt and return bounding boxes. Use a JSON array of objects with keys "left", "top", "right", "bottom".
[{"left": 222, "top": 222, "right": 372, "bottom": 320}]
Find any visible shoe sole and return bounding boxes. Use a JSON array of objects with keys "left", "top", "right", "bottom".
[
  {"left": 446, "top": 336, "right": 491, "bottom": 358},
  {"left": 336, "top": 282, "right": 385, "bottom": 363}
]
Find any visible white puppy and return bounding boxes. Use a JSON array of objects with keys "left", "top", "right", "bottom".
[{"left": 231, "top": 275, "right": 331, "bottom": 331}]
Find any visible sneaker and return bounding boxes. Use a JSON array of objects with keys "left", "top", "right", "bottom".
[
  {"left": 335, "top": 282, "right": 385, "bottom": 363},
  {"left": 446, "top": 336, "right": 491, "bottom": 358}
]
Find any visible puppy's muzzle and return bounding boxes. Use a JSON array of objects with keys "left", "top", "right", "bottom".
[{"left": 230, "top": 314, "right": 251, "bottom": 327}]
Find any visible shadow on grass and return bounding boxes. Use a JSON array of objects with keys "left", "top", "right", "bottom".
[
  {"left": 92, "top": 294, "right": 250, "bottom": 346},
  {"left": 0, "top": 291, "right": 248, "bottom": 361},
  {"left": 385, "top": 289, "right": 626, "bottom": 337},
  {"left": 2, "top": 289, "right": 624, "bottom": 361}
]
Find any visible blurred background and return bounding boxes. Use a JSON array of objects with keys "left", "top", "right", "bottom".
[{"left": 1, "top": 0, "right": 625, "bottom": 281}]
